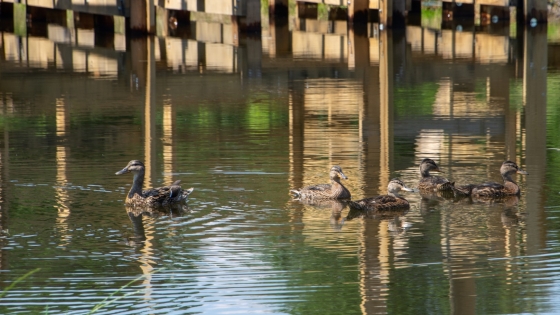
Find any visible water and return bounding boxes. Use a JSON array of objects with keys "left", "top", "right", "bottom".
[{"left": 0, "top": 15, "right": 559, "bottom": 315}]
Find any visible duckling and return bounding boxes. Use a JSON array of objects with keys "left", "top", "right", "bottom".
[
  {"left": 116, "top": 160, "right": 194, "bottom": 208},
  {"left": 454, "top": 161, "right": 528, "bottom": 197},
  {"left": 290, "top": 165, "right": 351, "bottom": 201},
  {"left": 418, "top": 158, "right": 455, "bottom": 191},
  {"left": 348, "top": 178, "right": 414, "bottom": 212}
]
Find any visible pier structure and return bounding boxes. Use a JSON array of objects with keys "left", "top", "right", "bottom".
[{"left": 0, "top": 0, "right": 549, "bottom": 38}]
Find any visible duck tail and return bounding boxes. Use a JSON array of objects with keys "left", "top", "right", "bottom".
[
  {"left": 452, "top": 184, "right": 474, "bottom": 198},
  {"left": 436, "top": 181, "right": 455, "bottom": 191},
  {"left": 347, "top": 200, "right": 364, "bottom": 211}
]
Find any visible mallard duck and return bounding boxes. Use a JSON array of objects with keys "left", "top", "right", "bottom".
[
  {"left": 418, "top": 158, "right": 455, "bottom": 191},
  {"left": 290, "top": 165, "right": 351, "bottom": 201},
  {"left": 454, "top": 161, "right": 528, "bottom": 197},
  {"left": 115, "top": 160, "right": 194, "bottom": 207},
  {"left": 348, "top": 178, "right": 414, "bottom": 212}
]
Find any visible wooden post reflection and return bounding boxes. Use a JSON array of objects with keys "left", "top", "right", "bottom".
[
  {"left": 378, "top": 29, "right": 392, "bottom": 191},
  {"left": 139, "top": 36, "right": 156, "bottom": 299},
  {"left": 288, "top": 83, "right": 305, "bottom": 231},
  {"left": 55, "top": 98, "right": 71, "bottom": 247},
  {"left": 359, "top": 220, "right": 387, "bottom": 314},
  {"left": 523, "top": 25, "right": 547, "bottom": 254},
  {"left": 144, "top": 37, "right": 156, "bottom": 189},
  {"left": 266, "top": 15, "right": 290, "bottom": 58},
  {"left": 0, "top": 94, "right": 11, "bottom": 271},
  {"left": 163, "top": 98, "right": 174, "bottom": 185},
  {"left": 358, "top": 27, "right": 395, "bottom": 314}
]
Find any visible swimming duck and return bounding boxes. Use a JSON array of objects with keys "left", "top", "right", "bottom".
[
  {"left": 290, "top": 165, "right": 351, "bottom": 201},
  {"left": 418, "top": 158, "right": 455, "bottom": 191},
  {"left": 454, "top": 161, "right": 528, "bottom": 197},
  {"left": 348, "top": 178, "right": 414, "bottom": 212},
  {"left": 115, "top": 160, "right": 194, "bottom": 208}
]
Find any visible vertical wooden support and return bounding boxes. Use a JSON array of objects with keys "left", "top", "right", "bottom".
[
  {"left": 348, "top": 27, "right": 369, "bottom": 69},
  {"left": 243, "top": 0, "right": 262, "bottom": 31},
  {"left": 66, "top": 10, "right": 75, "bottom": 29},
  {"left": 380, "top": 0, "right": 406, "bottom": 27},
  {"left": 474, "top": 3, "right": 481, "bottom": 25},
  {"left": 349, "top": 0, "right": 369, "bottom": 25},
  {"left": 523, "top": 25, "right": 547, "bottom": 253},
  {"left": 270, "top": 0, "right": 289, "bottom": 15},
  {"left": 293, "top": 1, "right": 301, "bottom": 30},
  {"left": 131, "top": 0, "right": 155, "bottom": 34},
  {"left": 156, "top": 6, "right": 168, "bottom": 37},
  {"left": 144, "top": 37, "right": 156, "bottom": 188},
  {"left": 114, "top": 16, "right": 126, "bottom": 34},
  {"left": 523, "top": 0, "right": 547, "bottom": 23},
  {"left": 232, "top": 16, "right": 240, "bottom": 46},
  {"left": 393, "top": 0, "right": 406, "bottom": 26},
  {"left": 13, "top": 2, "right": 27, "bottom": 37},
  {"left": 378, "top": 29, "right": 392, "bottom": 188}
]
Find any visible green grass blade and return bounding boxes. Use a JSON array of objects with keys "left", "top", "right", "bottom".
[{"left": 0, "top": 268, "right": 41, "bottom": 299}]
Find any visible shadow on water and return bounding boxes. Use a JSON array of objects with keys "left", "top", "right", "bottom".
[{"left": 0, "top": 6, "right": 559, "bottom": 314}]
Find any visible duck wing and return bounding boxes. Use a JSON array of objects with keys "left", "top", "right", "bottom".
[
  {"left": 290, "top": 184, "right": 332, "bottom": 198},
  {"left": 471, "top": 181, "right": 507, "bottom": 197},
  {"left": 349, "top": 195, "right": 399, "bottom": 210},
  {"left": 302, "top": 184, "right": 332, "bottom": 192},
  {"left": 419, "top": 176, "right": 454, "bottom": 191}
]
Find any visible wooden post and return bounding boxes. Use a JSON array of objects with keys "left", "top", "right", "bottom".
[
  {"left": 523, "top": 25, "right": 547, "bottom": 253},
  {"left": 523, "top": 0, "right": 547, "bottom": 23},
  {"left": 114, "top": 16, "right": 126, "bottom": 34},
  {"left": 349, "top": 0, "right": 369, "bottom": 25},
  {"left": 13, "top": 2, "right": 27, "bottom": 37},
  {"left": 131, "top": 0, "right": 155, "bottom": 34},
  {"left": 156, "top": 6, "right": 168, "bottom": 37},
  {"left": 66, "top": 10, "right": 75, "bottom": 29},
  {"left": 270, "top": 0, "right": 289, "bottom": 16},
  {"left": 243, "top": 0, "right": 262, "bottom": 31},
  {"left": 380, "top": 0, "right": 406, "bottom": 27}
]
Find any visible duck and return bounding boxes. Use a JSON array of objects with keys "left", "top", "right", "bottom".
[
  {"left": 115, "top": 160, "right": 194, "bottom": 208},
  {"left": 290, "top": 165, "right": 351, "bottom": 201},
  {"left": 348, "top": 178, "right": 414, "bottom": 212},
  {"left": 454, "top": 161, "right": 528, "bottom": 197},
  {"left": 418, "top": 158, "right": 455, "bottom": 191}
]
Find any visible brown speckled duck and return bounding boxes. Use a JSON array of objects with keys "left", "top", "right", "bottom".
[
  {"left": 290, "top": 165, "right": 351, "bottom": 201},
  {"left": 116, "top": 160, "right": 194, "bottom": 208},
  {"left": 454, "top": 161, "right": 528, "bottom": 197},
  {"left": 348, "top": 178, "right": 414, "bottom": 212},
  {"left": 418, "top": 158, "right": 455, "bottom": 191}
]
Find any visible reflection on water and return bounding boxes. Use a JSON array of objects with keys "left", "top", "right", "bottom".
[{"left": 0, "top": 11, "right": 559, "bottom": 315}]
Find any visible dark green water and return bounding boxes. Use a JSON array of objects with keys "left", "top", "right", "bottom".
[{"left": 0, "top": 18, "right": 559, "bottom": 315}]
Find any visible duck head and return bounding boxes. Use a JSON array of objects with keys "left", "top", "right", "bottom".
[
  {"left": 329, "top": 165, "right": 348, "bottom": 181},
  {"left": 387, "top": 178, "right": 415, "bottom": 195},
  {"left": 501, "top": 161, "right": 528, "bottom": 177},
  {"left": 115, "top": 160, "right": 145, "bottom": 175},
  {"left": 420, "top": 158, "right": 444, "bottom": 177}
]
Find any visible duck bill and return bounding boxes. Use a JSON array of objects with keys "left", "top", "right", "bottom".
[
  {"left": 434, "top": 168, "right": 444, "bottom": 173},
  {"left": 517, "top": 169, "right": 528, "bottom": 175},
  {"left": 339, "top": 172, "right": 348, "bottom": 180},
  {"left": 401, "top": 187, "right": 415, "bottom": 192},
  {"left": 115, "top": 167, "right": 129, "bottom": 175}
]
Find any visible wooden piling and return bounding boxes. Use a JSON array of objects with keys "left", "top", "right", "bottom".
[
  {"left": 130, "top": 0, "right": 155, "bottom": 34},
  {"left": 349, "top": 0, "right": 369, "bottom": 24},
  {"left": 522, "top": 0, "right": 547, "bottom": 23},
  {"left": 13, "top": 2, "right": 27, "bottom": 36}
]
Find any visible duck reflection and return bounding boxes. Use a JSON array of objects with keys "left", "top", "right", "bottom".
[
  {"left": 471, "top": 195, "right": 522, "bottom": 227},
  {"left": 126, "top": 204, "right": 189, "bottom": 244},
  {"left": 418, "top": 189, "right": 460, "bottom": 214},
  {"left": 346, "top": 207, "right": 411, "bottom": 235},
  {"left": 294, "top": 198, "right": 349, "bottom": 230}
]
